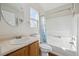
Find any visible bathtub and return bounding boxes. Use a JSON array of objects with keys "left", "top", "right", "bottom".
[
  {"left": 48, "top": 44, "right": 77, "bottom": 56},
  {"left": 47, "top": 36, "right": 77, "bottom": 56}
]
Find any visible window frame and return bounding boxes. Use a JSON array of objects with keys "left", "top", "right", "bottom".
[{"left": 30, "top": 8, "right": 39, "bottom": 28}]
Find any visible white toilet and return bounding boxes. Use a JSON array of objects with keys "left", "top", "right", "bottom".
[{"left": 40, "top": 43, "right": 52, "bottom": 56}]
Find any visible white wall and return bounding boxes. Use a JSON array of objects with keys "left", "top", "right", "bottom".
[{"left": 0, "top": 3, "right": 43, "bottom": 40}]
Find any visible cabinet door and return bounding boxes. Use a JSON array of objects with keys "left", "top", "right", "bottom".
[
  {"left": 7, "top": 47, "right": 25, "bottom": 56},
  {"left": 24, "top": 46, "right": 29, "bottom": 56},
  {"left": 29, "top": 41, "right": 39, "bottom": 56}
]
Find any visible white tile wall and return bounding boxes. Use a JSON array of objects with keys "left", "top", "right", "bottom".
[{"left": 46, "top": 15, "right": 77, "bottom": 51}]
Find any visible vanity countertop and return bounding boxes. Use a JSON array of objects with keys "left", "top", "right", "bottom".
[{"left": 0, "top": 36, "right": 40, "bottom": 56}]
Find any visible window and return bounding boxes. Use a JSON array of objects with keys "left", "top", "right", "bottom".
[{"left": 30, "top": 8, "right": 39, "bottom": 28}]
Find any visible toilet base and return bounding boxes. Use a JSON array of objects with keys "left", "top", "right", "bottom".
[{"left": 41, "top": 52, "right": 48, "bottom": 56}]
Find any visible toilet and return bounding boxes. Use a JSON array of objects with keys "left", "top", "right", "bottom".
[{"left": 40, "top": 43, "right": 52, "bottom": 56}]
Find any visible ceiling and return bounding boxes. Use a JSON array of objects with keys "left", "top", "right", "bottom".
[{"left": 40, "top": 3, "right": 67, "bottom": 11}]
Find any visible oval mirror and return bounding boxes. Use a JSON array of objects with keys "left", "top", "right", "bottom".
[
  {"left": 2, "top": 10, "right": 17, "bottom": 26},
  {"left": 1, "top": 3, "right": 24, "bottom": 26}
]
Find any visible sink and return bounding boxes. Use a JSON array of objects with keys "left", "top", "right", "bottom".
[{"left": 9, "top": 37, "right": 30, "bottom": 45}]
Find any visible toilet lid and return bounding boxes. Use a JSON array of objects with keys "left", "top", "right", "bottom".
[{"left": 40, "top": 43, "right": 52, "bottom": 50}]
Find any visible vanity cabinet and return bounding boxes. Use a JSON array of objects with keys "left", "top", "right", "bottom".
[
  {"left": 29, "top": 41, "right": 39, "bottom": 56},
  {"left": 7, "top": 47, "right": 26, "bottom": 56},
  {"left": 6, "top": 41, "right": 39, "bottom": 56},
  {"left": 24, "top": 46, "right": 29, "bottom": 56}
]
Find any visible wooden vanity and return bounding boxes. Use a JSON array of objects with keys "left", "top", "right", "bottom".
[{"left": 5, "top": 41, "right": 40, "bottom": 56}]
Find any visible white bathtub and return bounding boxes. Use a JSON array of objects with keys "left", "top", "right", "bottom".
[{"left": 47, "top": 36, "right": 77, "bottom": 56}]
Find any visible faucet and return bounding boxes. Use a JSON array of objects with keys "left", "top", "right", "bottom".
[
  {"left": 69, "top": 36, "right": 76, "bottom": 49},
  {"left": 15, "top": 36, "right": 22, "bottom": 39}
]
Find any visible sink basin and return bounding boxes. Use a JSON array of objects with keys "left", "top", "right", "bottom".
[{"left": 9, "top": 38, "right": 30, "bottom": 45}]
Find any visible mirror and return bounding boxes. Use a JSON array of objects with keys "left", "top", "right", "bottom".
[
  {"left": 1, "top": 3, "right": 24, "bottom": 26},
  {"left": 2, "top": 10, "right": 17, "bottom": 26}
]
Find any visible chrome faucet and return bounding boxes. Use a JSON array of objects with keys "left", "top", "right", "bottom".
[
  {"left": 15, "top": 36, "right": 22, "bottom": 39},
  {"left": 69, "top": 36, "right": 76, "bottom": 49}
]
